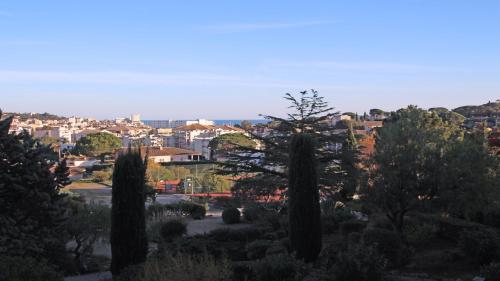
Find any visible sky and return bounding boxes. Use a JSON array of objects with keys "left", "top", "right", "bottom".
[{"left": 1, "top": 0, "right": 499, "bottom": 120}]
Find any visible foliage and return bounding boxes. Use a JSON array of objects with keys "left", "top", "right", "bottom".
[
  {"left": 362, "top": 228, "right": 403, "bottom": 266},
  {"left": 146, "top": 161, "right": 175, "bottom": 186},
  {"left": 439, "top": 131, "right": 499, "bottom": 222},
  {"left": 147, "top": 202, "right": 206, "bottom": 221},
  {"left": 73, "top": 132, "right": 121, "bottom": 158},
  {"left": 200, "top": 172, "right": 231, "bottom": 193},
  {"left": 111, "top": 148, "right": 148, "bottom": 275},
  {"left": 480, "top": 262, "right": 500, "bottom": 281},
  {"left": 369, "top": 106, "right": 462, "bottom": 233},
  {"left": 453, "top": 100, "right": 500, "bottom": 118},
  {"left": 117, "top": 253, "right": 231, "bottom": 281},
  {"left": 0, "top": 110, "right": 69, "bottom": 263},
  {"left": 251, "top": 253, "right": 309, "bottom": 281},
  {"left": 369, "top": 108, "right": 385, "bottom": 116},
  {"left": 0, "top": 256, "right": 63, "bottom": 281},
  {"left": 209, "top": 227, "right": 263, "bottom": 242},
  {"left": 217, "top": 90, "right": 351, "bottom": 199},
  {"left": 209, "top": 133, "right": 256, "bottom": 159},
  {"left": 159, "top": 219, "right": 187, "bottom": 242},
  {"left": 332, "top": 244, "right": 386, "bottom": 281},
  {"left": 243, "top": 205, "right": 263, "bottom": 222},
  {"left": 222, "top": 207, "right": 241, "bottom": 224},
  {"left": 66, "top": 198, "right": 111, "bottom": 273},
  {"left": 339, "top": 220, "right": 366, "bottom": 236},
  {"left": 288, "top": 133, "right": 322, "bottom": 262},
  {"left": 91, "top": 169, "right": 113, "bottom": 183},
  {"left": 246, "top": 239, "right": 273, "bottom": 260},
  {"left": 458, "top": 229, "right": 499, "bottom": 265},
  {"left": 403, "top": 219, "right": 437, "bottom": 247}
]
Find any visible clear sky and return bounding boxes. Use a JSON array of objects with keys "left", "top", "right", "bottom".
[{"left": 1, "top": 0, "right": 499, "bottom": 119}]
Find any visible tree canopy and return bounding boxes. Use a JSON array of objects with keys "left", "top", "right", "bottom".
[
  {"left": 73, "top": 132, "right": 121, "bottom": 158},
  {"left": 0, "top": 110, "right": 69, "bottom": 261},
  {"left": 217, "top": 90, "right": 354, "bottom": 200}
]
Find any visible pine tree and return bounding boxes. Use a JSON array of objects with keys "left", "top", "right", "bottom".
[
  {"left": 110, "top": 149, "right": 148, "bottom": 276},
  {"left": 288, "top": 133, "right": 322, "bottom": 262},
  {"left": 218, "top": 90, "right": 346, "bottom": 199},
  {"left": 0, "top": 110, "right": 68, "bottom": 261}
]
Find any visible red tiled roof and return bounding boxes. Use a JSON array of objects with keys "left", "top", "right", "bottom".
[{"left": 174, "top": 124, "right": 214, "bottom": 131}]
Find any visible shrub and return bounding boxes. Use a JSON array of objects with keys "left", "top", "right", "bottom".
[
  {"left": 252, "top": 254, "right": 308, "bottom": 281},
  {"left": 332, "top": 244, "right": 386, "bottom": 281},
  {"left": 322, "top": 209, "right": 355, "bottom": 234},
  {"left": 243, "top": 205, "right": 261, "bottom": 222},
  {"left": 340, "top": 220, "right": 366, "bottom": 236},
  {"left": 246, "top": 240, "right": 273, "bottom": 260},
  {"left": 222, "top": 207, "right": 241, "bottom": 224},
  {"left": 362, "top": 228, "right": 402, "bottom": 266},
  {"left": 118, "top": 253, "right": 231, "bottom": 281},
  {"left": 160, "top": 219, "right": 187, "bottom": 242},
  {"left": 209, "top": 227, "right": 262, "bottom": 242},
  {"left": 0, "top": 256, "right": 63, "bottom": 281},
  {"left": 147, "top": 202, "right": 206, "bottom": 221},
  {"left": 369, "top": 216, "right": 394, "bottom": 231},
  {"left": 458, "top": 229, "right": 499, "bottom": 265},
  {"left": 403, "top": 220, "right": 437, "bottom": 247},
  {"left": 480, "top": 262, "right": 500, "bottom": 281}
]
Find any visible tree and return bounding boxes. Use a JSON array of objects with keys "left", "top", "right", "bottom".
[
  {"left": 146, "top": 161, "right": 175, "bottom": 187},
  {"left": 288, "top": 134, "right": 322, "bottom": 262},
  {"left": 0, "top": 110, "right": 69, "bottom": 263},
  {"left": 200, "top": 172, "right": 231, "bottom": 194},
  {"left": 73, "top": 132, "right": 121, "bottom": 161},
  {"left": 369, "top": 109, "right": 385, "bottom": 116},
  {"left": 240, "top": 120, "right": 253, "bottom": 130},
  {"left": 335, "top": 125, "right": 362, "bottom": 200},
  {"left": 110, "top": 148, "right": 148, "bottom": 276},
  {"left": 218, "top": 90, "right": 347, "bottom": 199},
  {"left": 369, "top": 106, "right": 460, "bottom": 234},
  {"left": 66, "top": 198, "right": 110, "bottom": 273},
  {"left": 209, "top": 133, "right": 256, "bottom": 160}
]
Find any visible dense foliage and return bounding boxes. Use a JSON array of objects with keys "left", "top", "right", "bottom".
[
  {"left": 288, "top": 133, "right": 322, "bottom": 262},
  {"left": 73, "top": 132, "right": 122, "bottom": 159},
  {"left": 111, "top": 148, "right": 148, "bottom": 275},
  {"left": 217, "top": 90, "right": 356, "bottom": 200},
  {"left": 0, "top": 110, "right": 69, "bottom": 264}
]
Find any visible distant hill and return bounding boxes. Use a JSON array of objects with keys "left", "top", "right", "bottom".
[
  {"left": 2, "top": 112, "right": 66, "bottom": 121},
  {"left": 453, "top": 101, "right": 500, "bottom": 118}
]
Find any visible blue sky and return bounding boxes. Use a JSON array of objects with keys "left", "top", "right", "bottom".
[{"left": 1, "top": 0, "right": 499, "bottom": 119}]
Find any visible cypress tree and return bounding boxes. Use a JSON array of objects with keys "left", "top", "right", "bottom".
[
  {"left": 110, "top": 149, "right": 148, "bottom": 276},
  {"left": 288, "top": 133, "right": 322, "bottom": 262}
]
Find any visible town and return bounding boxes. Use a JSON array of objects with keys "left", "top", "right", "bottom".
[{"left": 1, "top": 1, "right": 500, "bottom": 281}]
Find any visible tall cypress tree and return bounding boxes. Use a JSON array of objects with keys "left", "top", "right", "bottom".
[
  {"left": 110, "top": 149, "right": 148, "bottom": 276},
  {"left": 288, "top": 133, "right": 322, "bottom": 262}
]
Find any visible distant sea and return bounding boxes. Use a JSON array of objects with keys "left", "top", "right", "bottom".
[{"left": 214, "top": 120, "right": 268, "bottom": 126}]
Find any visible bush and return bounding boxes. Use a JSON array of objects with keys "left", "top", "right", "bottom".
[
  {"left": 209, "top": 227, "right": 262, "bottom": 242},
  {"left": 458, "top": 229, "right": 499, "bottom": 265},
  {"left": 369, "top": 216, "right": 394, "bottom": 230},
  {"left": 322, "top": 209, "right": 355, "bottom": 234},
  {"left": 222, "top": 207, "right": 241, "bottom": 224},
  {"left": 340, "top": 220, "right": 366, "bottom": 236},
  {"left": 480, "top": 262, "right": 500, "bottom": 281},
  {"left": 251, "top": 254, "right": 308, "bottom": 281},
  {"left": 362, "top": 228, "right": 402, "bottom": 266},
  {"left": 246, "top": 240, "right": 273, "bottom": 260},
  {"left": 147, "top": 202, "right": 206, "bottom": 221},
  {"left": 160, "top": 219, "right": 187, "bottom": 242},
  {"left": 243, "top": 205, "right": 261, "bottom": 222},
  {"left": 0, "top": 256, "right": 63, "bottom": 281},
  {"left": 332, "top": 244, "right": 386, "bottom": 281},
  {"left": 118, "top": 253, "right": 231, "bottom": 281},
  {"left": 403, "top": 219, "right": 437, "bottom": 247}
]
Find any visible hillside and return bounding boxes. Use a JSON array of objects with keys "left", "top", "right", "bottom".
[{"left": 453, "top": 100, "right": 500, "bottom": 117}]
